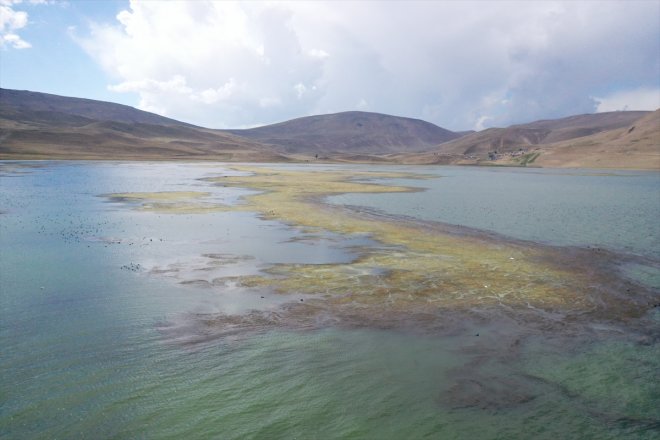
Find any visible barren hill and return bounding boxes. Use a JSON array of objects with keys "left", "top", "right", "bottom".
[
  {"left": 397, "top": 110, "right": 659, "bottom": 169},
  {"left": 0, "top": 89, "right": 283, "bottom": 161},
  {"left": 433, "top": 111, "right": 649, "bottom": 156},
  {"left": 0, "top": 89, "right": 192, "bottom": 127},
  {"left": 531, "top": 109, "right": 660, "bottom": 169},
  {"left": 225, "top": 111, "right": 463, "bottom": 154},
  {"left": 1, "top": 90, "right": 464, "bottom": 159},
  {"left": 1, "top": 89, "right": 657, "bottom": 168}
]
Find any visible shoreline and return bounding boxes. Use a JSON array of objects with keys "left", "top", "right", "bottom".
[{"left": 2, "top": 157, "right": 659, "bottom": 172}]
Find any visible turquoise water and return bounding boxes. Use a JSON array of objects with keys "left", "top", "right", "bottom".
[{"left": 1, "top": 162, "right": 658, "bottom": 439}]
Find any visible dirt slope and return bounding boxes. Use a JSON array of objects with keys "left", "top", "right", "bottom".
[{"left": 225, "top": 111, "right": 463, "bottom": 154}]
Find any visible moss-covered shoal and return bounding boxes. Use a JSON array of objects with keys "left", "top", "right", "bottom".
[
  {"left": 104, "top": 166, "right": 654, "bottom": 325},
  {"left": 104, "top": 191, "right": 229, "bottom": 214},
  {"left": 203, "top": 166, "right": 650, "bottom": 318}
]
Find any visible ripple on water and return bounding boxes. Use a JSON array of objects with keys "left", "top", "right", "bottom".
[{"left": 2, "top": 162, "right": 659, "bottom": 439}]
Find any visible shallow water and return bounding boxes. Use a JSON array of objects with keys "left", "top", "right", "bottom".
[
  {"left": 326, "top": 166, "right": 660, "bottom": 259},
  {"left": 1, "top": 161, "right": 658, "bottom": 439}
]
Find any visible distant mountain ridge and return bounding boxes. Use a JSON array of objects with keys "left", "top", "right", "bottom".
[
  {"left": 0, "top": 89, "right": 464, "bottom": 159},
  {"left": 0, "top": 88, "right": 657, "bottom": 169},
  {"left": 224, "top": 111, "right": 463, "bottom": 154}
]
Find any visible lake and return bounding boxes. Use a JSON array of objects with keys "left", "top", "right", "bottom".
[{"left": 1, "top": 161, "right": 658, "bottom": 439}]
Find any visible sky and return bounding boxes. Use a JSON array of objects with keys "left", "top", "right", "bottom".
[{"left": 1, "top": 0, "right": 659, "bottom": 131}]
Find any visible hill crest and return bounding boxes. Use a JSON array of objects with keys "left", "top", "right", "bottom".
[
  {"left": 1, "top": 88, "right": 657, "bottom": 168},
  {"left": 434, "top": 111, "right": 650, "bottom": 156},
  {"left": 0, "top": 88, "right": 194, "bottom": 128},
  {"left": 224, "top": 111, "right": 462, "bottom": 154}
]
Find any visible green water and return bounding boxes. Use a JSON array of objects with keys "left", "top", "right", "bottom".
[{"left": 1, "top": 162, "right": 658, "bottom": 439}]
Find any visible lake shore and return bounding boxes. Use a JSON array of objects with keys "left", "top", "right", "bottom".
[{"left": 2, "top": 154, "right": 659, "bottom": 170}]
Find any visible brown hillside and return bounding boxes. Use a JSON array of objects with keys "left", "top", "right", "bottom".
[
  {"left": 0, "top": 88, "right": 194, "bottom": 127},
  {"left": 434, "top": 111, "right": 649, "bottom": 156},
  {"left": 0, "top": 89, "right": 283, "bottom": 161},
  {"left": 225, "top": 111, "right": 463, "bottom": 154},
  {"left": 532, "top": 109, "right": 660, "bottom": 169},
  {"left": 389, "top": 110, "right": 659, "bottom": 169},
  {"left": 0, "top": 121, "right": 287, "bottom": 161},
  {"left": 1, "top": 88, "right": 656, "bottom": 168}
]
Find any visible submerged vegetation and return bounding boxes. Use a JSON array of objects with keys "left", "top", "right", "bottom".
[
  {"left": 105, "top": 166, "right": 655, "bottom": 328},
  {"left": 5, "top": 162, "right": 657, "bottom": 438},
  {"left": 105, "top": 191, "right": 230, "bottom": 214}
]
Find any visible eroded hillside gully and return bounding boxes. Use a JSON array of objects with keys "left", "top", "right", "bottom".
[{"left": 104, "top": 164, "right": 659, "bottom": 421}]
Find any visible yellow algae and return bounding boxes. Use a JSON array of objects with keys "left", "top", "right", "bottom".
[
  {"left": 106, "top": 166, "right": 639, "bottom": 321},
  {"left": 138, "top": 202, "right": 229, "bottom": 214},
  {"left": 204, "top": 166, "right": 606, "bottom": 313},
  {"left": 104, "top": 191, "right": 229, "bottom": 214},
  {"left": 108, "top": 191, "right": 210, "bottom": 201}
]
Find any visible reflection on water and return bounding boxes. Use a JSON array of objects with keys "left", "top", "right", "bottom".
[{"left": 1, "top": 161, "right": 658, "bottom": 439}]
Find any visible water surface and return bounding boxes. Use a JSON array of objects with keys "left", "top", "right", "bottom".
[
  {"left": 1, "top": 161, "right": 658, "bottom": 439},
  {"left": 326, "top": 165, "right": 660, "bottom": 259}
]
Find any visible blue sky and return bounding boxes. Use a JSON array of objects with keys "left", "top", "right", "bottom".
[
  {"left": 1, "top": 1, "right": 134, "bottom": 106},
  {"left": 1, "top": 0, "right": 659, "bottom": 130}
]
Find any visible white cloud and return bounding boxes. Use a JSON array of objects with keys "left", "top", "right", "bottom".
[
  {"left": 595, "top": 88, "right": 660, "bottom": 112},
  {"left": 0, "top": 0, "right": 58, "bottom": 49},
  {"left": 259, "top": 96, "right": 281, "bottom": 108},
  {"left": 109, "top": 75, "right": 193, "bottom": 95},
  {"left": 293, "top": 82, "right": 306, "bottom": 99},
  {"left": 0, "top": 3, "right": 30, "bottom": 49},
  {"left": 1, "top": 31, "right": 29, "bottom": 48},
  {"left": 193, "top": 79, "right": 237, "bottom": 104},
  {"left": 77, "top": 1, "right": 324, "bottom": 128},
  {"left": 77, "top": 0, "right": 660, "bottom": 130},
  {"left": 474, "top": 116, "right": 493, "bottom": 131},
  {"left": 308, "top": 48, "right": 329, "bottom": 59}
]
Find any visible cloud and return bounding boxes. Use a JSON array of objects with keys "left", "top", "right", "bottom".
[
  {"left": 193, "top": 79, "right": 238, "bottom": 105},
  {"left": 474, "top": 116, "right": 493, "bottom": 132},
  {"left": 308, "top": 48, "right": 329, "bottom": 60},
  {"left": 0, "top": 1, "right": 31, "bottom": 49},
  {"left": 77, "top": 1, "right": 660, "bottom": 130},
  {"left": 77, "top": 1, "right": 324, "bottom": 128},
  {"left": 0, "top": 0, "right": 59, "bottom": 49},
  {"left": 108, "top": 75, "right": 192, "bottom": 95},
  {"left": 595, "top": 87, "right": 660, "bottom": 112}
]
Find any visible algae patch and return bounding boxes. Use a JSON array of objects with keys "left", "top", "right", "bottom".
[
  {"left": 200, "top": 166, "right": 651, "bottom": 319},
  {"left": 108, "top": 191, "right": 209, "bottom": 201},
  {"left": 103, "top": 191, "right": 229, "bottom": 214},
  {"left": 105, "top": 166, "right": 655, "bottom": 328}
]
